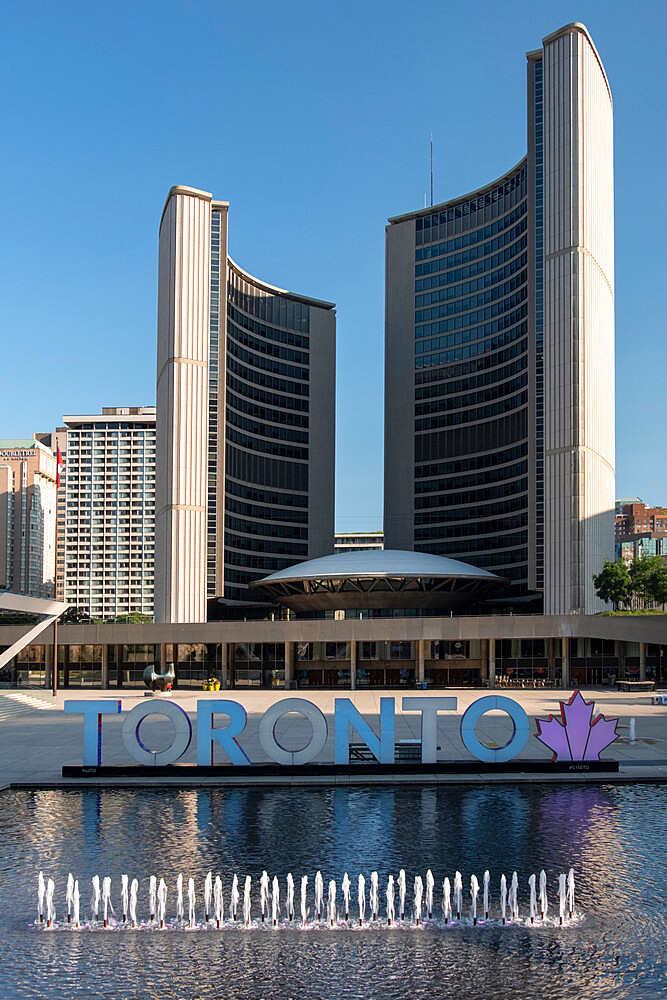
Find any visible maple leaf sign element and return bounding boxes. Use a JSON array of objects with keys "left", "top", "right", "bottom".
[{"left": 535, "top": 690, "right": 619, "bottom": 762}]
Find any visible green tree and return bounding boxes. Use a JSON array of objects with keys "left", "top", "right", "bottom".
[
  {"left": 60, "top": 606, "right": 92, "bottom": 624},
  {"left": 592, "top": 559, "right": 631, "bottom": 610},
  {"left": 630, "top": 555, "right": 667, "bottom": 609}
]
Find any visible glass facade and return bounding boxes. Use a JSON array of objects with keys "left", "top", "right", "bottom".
[
  {"left": 532, "top": 57, "right": 545, "bottom": 590},
  {"left": 206, "top": 210, "right": 222, "bottom": 596},
  {"left": 412, "top": 164, "right": 531, "bottom": 595},
  {"left": 221, "top": 265, "right": 311, "bottom": 602}
]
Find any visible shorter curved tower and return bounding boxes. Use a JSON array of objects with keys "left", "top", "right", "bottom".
[{"left": 155, "top": 187, "right": 335, "bottom": 622}]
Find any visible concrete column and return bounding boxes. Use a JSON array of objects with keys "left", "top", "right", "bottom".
[
  {"left": 221, "top": 642, "right": 228, "bottom": 688},
  {"left": 101, "top": 644, "right": 109, "bottom": 690},
  {"left": 159, "top": 643, "right": 166, "bottom": 672},
  {"left": 488, "top": 638, "right": 496, "bottom": 689},
  {"left": 114, "top": 644, "right": 122, "bottom": 687},
  {"left": 561, "top": 637, "right": 569, "bottom": 689},
  {"left": 350, "top": 639, "right": 357, "bottom": 691},
  {"left": 284, "top": 641, "right": 294, "bottom": 690},
  {"left": 62, "top": 644, "right": 70, "bottom": 688},
  {"left": 229, "top": 643, "right": 235, "bottom": 688},
  {"left": 480, "top": 638, "right": 488, "bottom": 684},
  {"left": 417, "top": 639, "right": 425, "bottom": 685},
  {"left": 547, "top": 637, "right": 555, "bottom": 682},
  {"left": 618, "top": 640, "right": 626, "bottom": 681},
  {"left": 639, "top": 642, "right": 646, "bottom": 682},
  {"left": 45, "top": 643, "right": 53, "bottom": 691}
]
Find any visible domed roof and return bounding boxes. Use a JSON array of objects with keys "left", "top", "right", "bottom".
[
  {"left": 251, "top": 549, "right": 501, "bottom": 612},
  {"left": 257, "top": 549, "right": 498, "bottom": 583}
]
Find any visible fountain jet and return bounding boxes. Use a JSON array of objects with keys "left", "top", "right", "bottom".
[{"left": 442, "top": 877, "right": 451, "bottom": 924}]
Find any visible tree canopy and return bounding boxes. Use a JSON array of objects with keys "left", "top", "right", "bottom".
[{"left": 594, "top": 555, "right": 667, "bottom": 610}]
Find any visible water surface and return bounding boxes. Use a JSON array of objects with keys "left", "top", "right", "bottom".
[{"left": 0, "top": 783, "right": 664, "bottom": 999}]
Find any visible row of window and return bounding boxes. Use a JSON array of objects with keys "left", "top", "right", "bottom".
[
  {"left": 225, "top": 447, "right": 308, "bottom": 493},
  {"left": 227, "top": 336, "right": 308, "bottom": 383},
  {"left": 228, "top": 270, "right": 311, "bottom": 333},
  {"left": 227, "top": 319, "right": 309, "bottom": 366},
  {"left": 416, "top": 294, "right": 527, "bottom": 341},
  {"left": 415, "top": 477, "right": 528, "bottom": 510},
  {"left": 414, "top": 531, "right": 527, "bottom": 554},
  {"left": 226, "top": 389, "right": 309, "bottom": 428},
  {"left": 415, "top": 373, "right": 527, "bottom": 424},
  {"left": 415, "top": 167, "right": 527, "bottom": 238},
  {"left": 415, "top": 356, "right": 527, "bottom": 409},
  {"left": 415, "top": 496, "right": 528, "bottom": 526},
  {"left": 227, "top": 305, "right": 310, "bottom": 350},
  {"left": 228, "top": 356, "right": 309, "bottom": 398},
  {"left": 416, "top": 247, "right": 526, "bottom": 295},
  {"left": 416, "top": 313, "right": 527, "bottom": 368},
  {"left": 226, "top": 496, "right": 308, "bottom": 524},
  {"left": 226, "top": 408, "right": 309, "bottom": 445},
  {"left": 227, "top": 426, "right": 308, "bottom": 462},
  {"left": 416, "top": 196, "right": 526, "bottom": 248},
  {"left": 415, "top": 410, "right": 528, "bottom": 463},
  {"left": 416, "top": 389, "right": 526, "bottom": 432},
  {"left": 224, "top": 566, "right": 287, "bottom": 585},
  {"left": 416, "top": 337, "right": 528, "bottom": 393},
  {"left": 225, "top": 477, "right": 308, "bottom": 508},
  {"left": 224, "top": 534, "right": 308, "bottom": 557},
  {"left": 417, "top": 216, "right": 528, "bottom": 275},
  {"left": 415, "top": 459, "right": 528, "bottom": 496},
  {"left": 225, "top": 517, "right": 308, "bottom": 541},
  {"left": 416, "top": 269, "right": 525, "bottom": 312},
  {"left": 416, "top": 285, "right": 527, "bottom": 327},
  {"left": 227, "top": 372, "right": 309, "bottom": 413}
]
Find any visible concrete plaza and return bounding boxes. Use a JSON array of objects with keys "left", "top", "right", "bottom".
[{"left": 1, "top": 686, "right": 666, "bottom": 789}]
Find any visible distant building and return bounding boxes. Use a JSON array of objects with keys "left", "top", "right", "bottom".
[
  {"left": 58, "top": 407, "right": 156, "bottom": 619},
  {"left": 0, "top": 438, "right": 57, "bottom": 598},
  {"left": 334, "top": 531, "right": 384, "bottom": 554},
  {"left": 615, "top": 501, "right": 667, "bottom": 565}
]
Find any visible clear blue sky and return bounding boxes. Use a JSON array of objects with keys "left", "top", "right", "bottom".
[{"left": 1, "top": 0, "right": 665, "bottom": 529}]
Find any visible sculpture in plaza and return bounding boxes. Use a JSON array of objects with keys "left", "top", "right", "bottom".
[{"left": 143, "top": 664, "right": 175, "bottom": 692}]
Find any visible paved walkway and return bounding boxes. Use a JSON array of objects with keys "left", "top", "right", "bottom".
[{"left": 1, "top": 687, "right": 666, "bottom": 788}]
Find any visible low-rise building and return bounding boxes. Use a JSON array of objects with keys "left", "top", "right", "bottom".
[
  {"left": 615, "top": 501, "right": 667, "bottom": 565},
  {"left": 334, "top": 532, "right": 384, "bottom": 554},
  {"left": 58, "top": 407, "right": 156, "bottom": 620}
]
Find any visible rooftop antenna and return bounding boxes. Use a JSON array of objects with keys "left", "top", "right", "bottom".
[{"left": 430, "top": 133, "right": 434, "bottom": 206}]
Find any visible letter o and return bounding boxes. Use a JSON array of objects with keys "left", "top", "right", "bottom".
[
  {"left": 258, "top": 698, "right": 328, "bottom": 765},
  {"left": 460, "top": 696, "right": 529, "bottom": 763},
  {"left": 121, "top": 701, "right": 192, "bottom": 766}
]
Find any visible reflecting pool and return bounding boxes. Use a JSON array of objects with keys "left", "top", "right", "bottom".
[{"left": 0, "top": 783, "right": 665, "bottom": 999}]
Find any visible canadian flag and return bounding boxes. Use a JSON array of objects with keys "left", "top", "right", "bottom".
[{"left": 56, "top": 445, "right": 64, "bottom": 489}]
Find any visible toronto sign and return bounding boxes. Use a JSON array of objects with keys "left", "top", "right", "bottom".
[{"left": 64, "top": 690, "right": 619, "bottom": 769}]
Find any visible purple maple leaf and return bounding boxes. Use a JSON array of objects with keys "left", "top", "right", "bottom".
[{"left": 535, "top": 690, "right": 619, "bottom": 761}]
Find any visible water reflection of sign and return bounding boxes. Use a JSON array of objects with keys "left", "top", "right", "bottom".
[{"left": 62, "top": 691, "right": 617, "bottom": 770}]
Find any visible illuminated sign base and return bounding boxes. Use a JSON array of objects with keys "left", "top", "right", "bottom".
[{"left": 62, "top": 759, "right": 619, "bottom": 779}]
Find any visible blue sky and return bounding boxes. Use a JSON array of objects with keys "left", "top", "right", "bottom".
[{"left": 1, "top": 0, "right": 665, "bottom": 529}]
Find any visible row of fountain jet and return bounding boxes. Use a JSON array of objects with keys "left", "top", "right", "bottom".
[{"left": 37, "top": 868, "right": 576, "bottom": 930}]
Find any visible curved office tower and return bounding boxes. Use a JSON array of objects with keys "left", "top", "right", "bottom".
[
  {"left": 384, "top": 23, "right": 615, "bottom": 614},
  {"left": 155, "top": 187, "right": 335, "bottom": 623}
]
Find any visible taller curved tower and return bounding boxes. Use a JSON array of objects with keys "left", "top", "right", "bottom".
[
  {"left": 384, "top": 23, "right": 614, "bottom": 614},
  {"left": 155, "top": 187, "right": 335, "bottom": 623}
]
